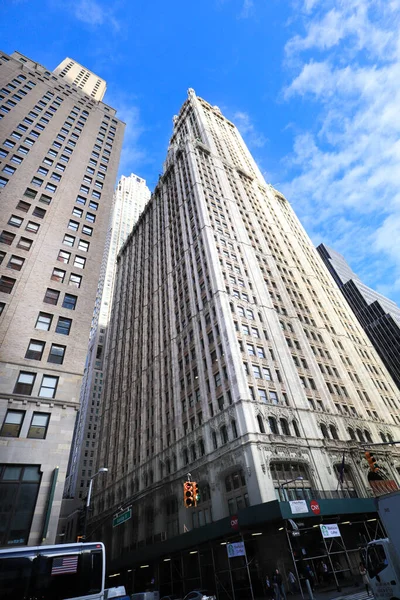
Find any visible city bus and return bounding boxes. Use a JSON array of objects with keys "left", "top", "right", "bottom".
[{"left": 0, "top": 541, "right": 106, "bottom": 600}]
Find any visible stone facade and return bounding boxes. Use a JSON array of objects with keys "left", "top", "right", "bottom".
[
  {"left": 0, "top": 50, "right": 124, "bottom": 546},
  {"left": 92, "top": 89, "right": 400, "bottom": 561}
]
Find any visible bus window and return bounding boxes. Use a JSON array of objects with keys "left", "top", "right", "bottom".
[
  {"left": 367, "top": 544, "right": 389, "bottom": 579},
  {"left": 0, "top": 556, "right": 33, "bottom": 600}
]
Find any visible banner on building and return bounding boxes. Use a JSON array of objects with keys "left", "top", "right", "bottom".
[
  {"left": 289, "top": 500, "right": 308, "bottom": 514},
  {"left": 320, "top": 524, "right": 341, "bottom": 538},
  {"left": 227, "top": 541, "right": 246, "bottom": 558},
  {"left": 369, "top": 480, "right": 399, "bottom": 496}
]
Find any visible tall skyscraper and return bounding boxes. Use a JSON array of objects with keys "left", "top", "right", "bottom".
[
  {"left": 317, "top": 243, "right": 400, "bottom": 390},
  {"left": 91, "top": 90, "right": 400, "bottom": 591},
  {"left": 63, "top": 174, "right": 150, "bottom": 506},
  {"left": 0, "top": 50, "right": 124, "bottom": 547}
]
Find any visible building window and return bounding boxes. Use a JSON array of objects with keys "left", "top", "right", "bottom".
[
  {"left": 25, "top": 221, "right": 39, "bottom": 234},
  {"left": 268, "top": 416, "right": 278, "bottom": 434},
  {"left": 0, "top": 231, "right": 16, "bottom": 245},
  {"left": 56, "top": 316, "right": 72, "bottom": 335},
  {"left": 271, "top": 462, "right": 312, "bottom": 501},
  {"left": 63, "top": 234, "right": 75, "bottom": 247},
  {"left": 39, "top": 375, "right": 58, "bottom": 398},
  {"left": 48, "top": 344, "right": 65, "bottom": 364},
  {"left": 73, "top": 256, "right": 86, "bottom": 269},
  {"left": 0, "top": 464, "right": 41, "bottom": 546},
  {"left": 62, "top": 293, "right": 77, "bottom": 310},
  {"left": 57, "top": 250, "right": 71, "bottom": 263},
  {"left": 78, "top": 239, "right": 89, "bottom": 252},
  {"left": 69, "top": 273, "right": 82, "bottom": 287},
  {"left": 51, "top": 268, "right": 65, "bottom": 283},
  {"left": 7, "top": 255, "right": 24, "bottom": 271},
  {"left": 82, "top": 225, "right": 92, "bottom": 236},
  {"left": 14, "top": 371, "right": 36, "bottom": 395},
  {"left": 35, "top": 312, "right": 52, "bottom": 331},
  {"left": 8, "top": 215, "right": 23, "bottom": 228},
  {"left": 43, "top": 288, "right": 59, "bottom": 305},
  {"left": 0, "top": 410, "right": 25, "bottom": 437},
  {"left": 27, "top": 412, "right": 50, "bottom": 439},
  {"left": 32, "top": 207, "right": 46, "bottom": 219},
  {"left": 25, "top": 340, "right": 45, "bottom": 360},
  {"left": 17, "top": 237, "right": 33, "bottom": 251},
  {"left": 0, "top": 276, "right": 16, "bottom": 294},
  {"left": 220, "top": 425, "right": 229, "bottom": 444},
  {"left": 68, "top": 220, "right": 79, "bottom": 231}
]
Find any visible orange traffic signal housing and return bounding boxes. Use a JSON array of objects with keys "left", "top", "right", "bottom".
[
  {"left": 365, "top": 451, "right": 379, "bottom": 472},
  {"left": 183, "top": 481, "right": 197, "bottom": 508}
]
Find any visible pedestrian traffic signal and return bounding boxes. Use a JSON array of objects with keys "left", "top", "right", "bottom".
[
  {"left": 365, "top": 451, "right": 379, "bottom": 473},
  {"left": 183, "top": 481, "right": 197, "bottom": 508}
]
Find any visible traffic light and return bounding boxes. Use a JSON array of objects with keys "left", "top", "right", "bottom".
[
  {"left": 365, "top": 451, "right": 379, "bottom": 472},
  {"left": 183, "top": 481, "right": 198, "bottom": 508},
  {"left": 193, "top": 482, "right": 200, "bottom": 504}
]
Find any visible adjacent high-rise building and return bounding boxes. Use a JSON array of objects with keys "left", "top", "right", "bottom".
[
  {"left": 64, "top": 174, "right": 150, "bottom": 505},
  {"left": 53, "top": 58, "right": 107, "bottom": 102},
  {"left": 0, "top": 50, "right": 124, "bottom": 547},
  {"left": 91, "top": 90, "right": 400, "bottom": 592},
  {"left": 317, "top": 243, "right": 400, "bottom": 390}
]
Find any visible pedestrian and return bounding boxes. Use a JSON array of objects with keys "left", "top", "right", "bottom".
[
  {"left": 266, "top": 574, "right": 274, "bottom": 599},
  {"left": 288, "top": 570, "right": 297, "bottom": 595},
  {"left": 359, "top": 562, "right": 370, "bottom": 596},
  {"left": 305, "top": 564, "right": 315, "bottom": 591},
  {"left": 273, "top": 568, "right": 287, "bottom": 600},
  {"left": 321, "top": 560, "right": 329, "bottom": 584}
]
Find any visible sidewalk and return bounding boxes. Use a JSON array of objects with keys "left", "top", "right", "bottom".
[{"left": 256, "top": 584, "right": 370, "bottom": 600}]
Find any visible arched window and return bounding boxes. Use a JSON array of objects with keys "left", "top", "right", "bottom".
[
  {"left": 160, "top": 462, "right": 164, "bottom": 478},
  {"left": 199, "top": 438, "right": 205, "bottom": 456},
  {"left": 380, "top": 431, "right": 387, "bottom": 443},
  {"left": 321, "top": 424, "right": 329, "bottom": 439},
  {"left": 292, "top": 420, "right": 301, "bottom": 437},
  {"left": 166, "top": 458, "right": 171, "bottom": 474},
  {"left": 364, "top": 430, "right": 372, "bottom": 443},
  {"left": 149, "top": 469, "right": 154, "bottom": 484},
  {"left": 330, "top": 425, "right": 339, "bottom": 440},
  {"left": 356, "top": 429, "right": 365, "bottom": 443},
  {"left": 191, "top": 444, "right": 197, "bottom": 461},
  {"left": 231, "top": 419, "right": 238, "bottom": 439},
  {"left": 270, "top": 462, "right": 312, "bottom": 501},
  {"left": 280, "top": 418, "right": 290, "bottom": 436},
  {"left": 183, "top": 448, "right": 189, "bottom": 465},
  {"left": 257, "top": 414, "right": 265, "bottom": 433},
  {"left": 212, "top": 431, "right": 218, "bottom": 449},
  {"left": 268, "top": 416, "right": 278, "bottom": 434},
  {"left": 388, "top": 433, "right": 394, "bottom": 444},
  {"left": 348, "top": 428, "right": 356, "bottom": 441},
  {"left": 172, "top": 454, "right": 177, "bottom": 471},
  {"left": 221, "top": 425, "right": 229, "bottom": 444}
]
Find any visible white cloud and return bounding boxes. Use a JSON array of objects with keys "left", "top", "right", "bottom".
[
  {"left": 281, "top": 0, "right": 400, "bottom": 301},
  {"left": 240, "top": 0, "right": 254, "bottom": 18},
  {"left": 106, "top": 95, "right": 148, "bottom": 176},
  {"left": 69, "top": 0, "right": 120, "bottom": 30},
  {"left": 233, "top": 111, "right": 266, "bottom": 148}
]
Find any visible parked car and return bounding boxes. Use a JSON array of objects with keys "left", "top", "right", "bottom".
[{"left": 183, "top": 591, "right": 216, "bottom": 600}]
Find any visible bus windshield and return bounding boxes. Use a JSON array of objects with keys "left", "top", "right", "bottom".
[
  {"left": 0, "top": 542, "right": 105, "bottom": 600},
  {"left": 367, "top": 543, "right": 389, "bottom": 579}
]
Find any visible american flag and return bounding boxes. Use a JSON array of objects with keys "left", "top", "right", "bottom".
[{"left": 51, "top": 555, "right": 79, "bottom": 575}]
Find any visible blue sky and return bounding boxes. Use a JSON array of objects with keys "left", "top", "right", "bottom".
[{"left": 2, "top": 0, "right": 400, "bottom": 304}]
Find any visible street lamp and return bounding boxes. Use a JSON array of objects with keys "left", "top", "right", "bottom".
[
  {"left": 82, "top": 467, "right": 108, "bottom": 540},
  {"left": 279, "top": 476, "right": 303, "bottom": 501}
]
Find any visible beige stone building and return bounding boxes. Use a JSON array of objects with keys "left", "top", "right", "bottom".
[
  {"left": 0, "top": 50, "right": 124, "bottom": 547},
  {"left": 91, "top": 91, "right": 400, "bottom": 590}
]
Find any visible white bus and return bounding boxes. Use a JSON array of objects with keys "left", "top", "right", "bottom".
[{"left": 0, "top": 541, "right": 106, "bottom": 600}]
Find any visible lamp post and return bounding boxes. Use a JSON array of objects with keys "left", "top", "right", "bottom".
[
  {"left": 82, "top": 467, "right": 108, "bottom": 540},
  {"left": 279, "top": 476, "right": 303, "bottom": 501}
]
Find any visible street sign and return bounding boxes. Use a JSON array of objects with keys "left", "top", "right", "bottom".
[
  {"left": 320, "top": 523, "right": 340, "bottom": 538},
  {"left": 227, "top": 541, "right": 246, "bottom": 557},
  {"left": 113, "top": 508, "right": 132, "bottom": 527},
  {"left": 289, "top": 500, "right": 308, "bottom": 514},
  {"left": 310, "top": 500, "right": 321, "bottom": 515},
  {"left": 230, "top": 515, "right": 239, "bottom": 531}
]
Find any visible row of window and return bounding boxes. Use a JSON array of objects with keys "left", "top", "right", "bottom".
[
  {"left": 13, "top": 371, "right": 58, "bottom": 398},
  {"left": 1, "top": 409, "right": 50, "bottom": 439},
  {"left": 26, "top": 339, "right": 66, "bottom": 364}
]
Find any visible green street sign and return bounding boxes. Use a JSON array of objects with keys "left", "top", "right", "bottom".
[{"left": 113, "top": 508, "right": 132, "bottom": 527}]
